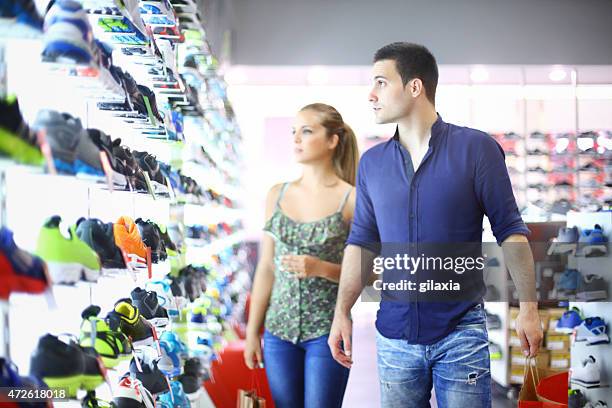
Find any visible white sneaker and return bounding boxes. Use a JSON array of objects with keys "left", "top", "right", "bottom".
[{"left": 570, "top": 356, "right": 601, "bottom": 388}]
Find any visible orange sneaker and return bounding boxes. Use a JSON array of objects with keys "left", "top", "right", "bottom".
[{"left": 113, "top": 216, "right": 148, "bottom": 269}]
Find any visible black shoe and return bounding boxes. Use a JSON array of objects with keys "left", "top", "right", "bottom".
[
  {"left": 112, "top": 143, "right": 147, "bottom": 192},
  {"left": 177, "top": 357, "right": 204, "bottom": 401},
  {"left": 166, "top": 273, "right": 187, "bottom": 299},
  {"left": 135, "top": 218, "right": 166, "bottom": 263},
  {"left": 132, "top": 151, "right": 166, "bottom": 186},
  {"left": 107, "top": 299, "right": 156, "bottom": 348},
  {"left": 136, "top": 84, "right": 164, "bottom": 123},
  {"left": 76, "top": 218, "right": 126, "bottom": 270},
  {"left": 86, "top": 129, "right": 128, "bottom": 187},
  {"left": 130, "top": 287, "right": 169, "bottom": 327},
  {"left": 179, "top": 266, "right": 201, "bottom": 302},
  {"left": 30, "top": 334, "right": 104, "bottom": 398},
  {"left": 127, "top": 357, "right": 169, "bottom": 395}
]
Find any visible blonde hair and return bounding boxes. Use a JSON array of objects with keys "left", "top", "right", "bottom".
[{"left": 300, "top": 103, "right": 359, "bottom": 186}]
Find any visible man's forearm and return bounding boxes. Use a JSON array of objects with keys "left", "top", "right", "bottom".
[
  {"left": 336, "top": 245, "right": 375, "bottom": 315},
  {"left": 502, "top": 234, "right": 537, "bottom": 306}
]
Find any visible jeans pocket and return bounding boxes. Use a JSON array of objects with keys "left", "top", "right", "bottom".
[{"left": 456, "top": 304, "right": 486, "bottom": 328}]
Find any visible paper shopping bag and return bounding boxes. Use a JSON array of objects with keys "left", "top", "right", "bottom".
[{"left": 518, "top": 357, "right": 568, "bottom": 408}]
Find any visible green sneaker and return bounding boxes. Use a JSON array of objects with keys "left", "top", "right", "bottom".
[
  {"left": 0, "top": 95, "right": 44, "bottom": 165},
  {"left": 35, "top": 216, "right": 101, "bottom": 284},
  {"left": 79, "top": 305, "right": 132, "bottom": 368}
]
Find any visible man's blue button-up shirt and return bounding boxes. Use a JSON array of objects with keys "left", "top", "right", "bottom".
[{"left": 346, "top": 115, "right": 529, "bottom": 344}]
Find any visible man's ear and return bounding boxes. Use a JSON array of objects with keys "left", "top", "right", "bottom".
[{"left": 407, "top": 78, "right": 424, "bottom": 98}]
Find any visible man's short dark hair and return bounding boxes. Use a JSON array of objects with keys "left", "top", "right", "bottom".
[{"left": 374, "top": 42, "right": 438, "bottom": 104}]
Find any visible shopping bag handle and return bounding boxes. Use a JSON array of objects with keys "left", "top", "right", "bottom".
[
  {"left": 525, "top": 356, "right": 540, "bottom": 390},
  {"left": 250, "top": 368, "right": 262, "bottom": 394}
]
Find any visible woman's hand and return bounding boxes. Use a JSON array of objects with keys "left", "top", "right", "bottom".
[
  {"left": 281, "top": 255, "right": 321, "bottom": 278},
  {"left": 244, "top": 333, "right": 264, "bottom": 369}
]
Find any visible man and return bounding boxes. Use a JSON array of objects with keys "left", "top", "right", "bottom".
[{"left": 328, "top": 42, "right": 543, "bottom": 407}]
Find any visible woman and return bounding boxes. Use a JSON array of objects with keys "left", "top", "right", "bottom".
[{"left": 244, "top": 103, "right": 359, "bottom": 408}]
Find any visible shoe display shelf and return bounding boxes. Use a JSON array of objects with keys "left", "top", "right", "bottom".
[{"left": 567, "top": 211, "right": 612, "bottom": 403}]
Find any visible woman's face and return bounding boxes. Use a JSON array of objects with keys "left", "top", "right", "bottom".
[{"left": 292, "top": 109, "right": 337, "bottom": 164}]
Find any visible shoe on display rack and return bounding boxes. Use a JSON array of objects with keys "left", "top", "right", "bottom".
[
  {"left": 127, "top": 356, "right": 170, "bottom": 395},
  {"left": 35, "top": 216, "right": 101, "bottom": 284},
  {"left": 555, "top": 268, "right": 581, "bottom": 298},
  {"left": 130, "top": 287, "right": 170, "bottom": 328},
  {"left": 157, "top": 339, "right": 182, "bottom": 377},
  {"left": 76, "top": 217, "right": 128, "bottom": 273},
  {"left": 158, "top": 380, "right": 191, "bottom": 408},
  {"left": 576, "top": 274, "right": 608, "bottom": 302},
  {"left": 81, "top": 390, "right": 116, "bottom": 408},
  {"left": 86, "top": 128, "right": 129, "bottom": 187},
  {"left": 79, "top": 305, "right": 133, "bottom": 368},
  {"left": 577, "top": 224, "right": 609, "bottom": 257},
  {"left": 31, "top": 109, "right": 81, "bottom": 174},
  {"left": 113, "top": 375, "right": 155, "bottom": 408},
  {"left": 574, "top": 317, "right": 610, "bottom": 345},
  {"left": 29, "top": 334, "right": 105, "bottom": 398},
  {"left": 132, "top": 152, "right": 168, "bottom": 192},
  {"left": 42, "top": 0, "right": 95, "bottom": 64},
  {"left": 135, "top": 218, "right": 166, "bottom": 263},
  {"left": 555, "top": 307, "right": 583, "bottom": 334},
  {"left": 568, "top": 389, "right": 587, "bottom": 408},
  {"left": 0, "top": 95, "right": 44, "bottom": 165},
  {"left": 177, "top": 357, "right": 204, "bottom": 402},
  {"left": 0, "top": 227, "right": 49, "bottom": 297},
  {"left": 570, "top": 355, "right": 601, "bottom": 388},
  {"left": 107, "top": 298, "right": 156, "bottom": 348},
  {"left": 145, "top": 279, "right": 180, "bottom": 317},
  {"left": 113, "top": 215, "right": 149, "bottom": 270}
]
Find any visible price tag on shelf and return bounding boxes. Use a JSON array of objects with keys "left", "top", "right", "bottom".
[
  {"left": 142, "top": 95, "right": 157, "bottom": 127},
  {"left": 142, "top": 171, "right": 156, "bottom": 200}
]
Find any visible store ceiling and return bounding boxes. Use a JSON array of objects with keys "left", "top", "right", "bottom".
[{"left": 203, "top": 0, "right": 612, "bottom": 66}]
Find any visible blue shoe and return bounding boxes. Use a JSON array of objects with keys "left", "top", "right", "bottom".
[
  {"left": 160, "top": 331, "right": 188, "bottom": 356},
  {"left": 0, "top": 227, "right": 49, "bottom": 294},
  {"left": 0, "top": 0, "right": 43, "bottom": 29},
  {"left": 557, "top": 268, "right": 580, "bottom": 295},
  {"left": 556, "top": 307, "right": 582, "bottom": 333},
  {"left": 575, "top": 317, "right": 609, "bottom": 345},
  {"left": 159, "top": 380, "right": 191, "bottom": 408},
  {"left": 42, "top": 0, "right": 93, "bottom": 64}
]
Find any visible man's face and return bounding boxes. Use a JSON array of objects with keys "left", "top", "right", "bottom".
[{"left": 368, "top": 59, "right": 414, "bottom": 124}]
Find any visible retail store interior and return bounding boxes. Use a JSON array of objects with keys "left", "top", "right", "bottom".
[{"left": 1, "top": 0, "right": 611, "bottom": 407}]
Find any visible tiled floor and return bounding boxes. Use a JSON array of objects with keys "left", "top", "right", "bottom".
[{"left": 342, "top": 303, "right": 515, "bottom": 408}]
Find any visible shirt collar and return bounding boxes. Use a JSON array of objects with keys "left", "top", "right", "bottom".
[{"left": 392, "top": 113, "right": 445, "bottom": 147}]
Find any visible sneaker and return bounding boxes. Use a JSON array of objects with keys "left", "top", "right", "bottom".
[
  {"left": 113, "top": 376, "right": 155, "bottom": 408},
  {"left": 576, "top": 274, "right": 608, "bottom": 301},
  {"left": 575, "top": 317, "right": 609, "bottom": 345},
  {"left": 556, "top": 268, "right": 581, "bottom": 297},
  {"left": 107, "top": 299, "right": 156, "bottom": 348},
  {"left": 30, "top": 334, "right": 105, "bottom": 398},
  {"left": 111, "top": 142, "right": 143, "bottom": 191},
  {"left": 489, "top": 342, "right": 502, "bottom": 360},
  {"left": 81, "top": 390, "right": 116, "bottom": 408},
  {"left": 177, "top": 358, "right": 203, "bottom": 402},
  {"left": 133, "top": 152, "right": 167, "bottom": 191},
  {"left": 570, "top": 356, "right": 601, "bottom": 388},
  {"left": 0, "top": 96, "right": 44, "bottom": 165},
  {"left": 158, "top": 340, "right": 181, "bottom": 377},
  {"left": 79, "top": 305, "right": 132, "bottom": 368},
  {"left": 86, "top": 129, "right": 128, "bottom": 186},
  {"left": 145, "top": 279, "right": 179, "bottom": 317},
  {"left": 76, "top": 218, "right": 127, "bottom": 272},
  {"left": 554, "top": 226, "right": 579, "bottom": 244},
  {"left": 156, "top": 223, "right": 178, "bottom": 254},
  {"left": 113, "top": 216, "right": 148, "bottom": 270},
  {"left": 42, "top": 0, "right": 94, "bottom": 64},
  {"left": 568, "top": 389, "right": 587, "bottom": 408},
  {"left": 556, "top": 307, "right": 583, "bottom": 333},
  {"left": 578, "top": 224, "right": 609, "bottom": 257},
  {"left": 35, "top": 216, "right": 101, "bottom": 284},
  {"left": 135, "top": 219, "right": 166, "bottom": 263},
  {"left": 0, "top": 0, "right": 43, "bottom": 29},
  {"left": 130, "top": 287, "right": 169, "bottom": 327},
  {"left": 32, "top": 110, "right": 81, "bottom": 174},
  {"left": 0, "top": 227, "right": 49, "bottom": 296},
  {"left": 485, "top": 311, "right": 502, "bottom": 330},
  {"left": 128, "top": 357, "right": 170, "bottom": 395},
  {"left": 159, "top": 380, "right": 191, "bottom": 408}
]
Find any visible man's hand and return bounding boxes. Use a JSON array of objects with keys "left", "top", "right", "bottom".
[
  {"left": 281, "top": 255, "right": 320, "bottom": 279},
  {"left": 328, "top": 312, "right": 353, "bottom": 369},
  {"left": 515, "top": 303, "right": 543, "bottom": 357}
]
